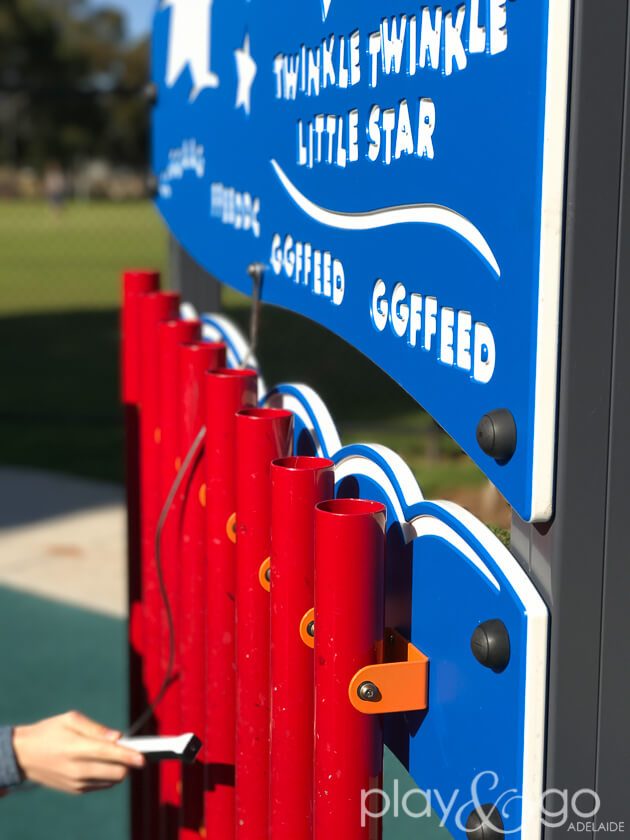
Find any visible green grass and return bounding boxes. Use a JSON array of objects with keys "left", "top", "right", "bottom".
[
  {"left": 0, "top": 200, "right": 168, "bottom": 484},
  {"left": 0, "top": 200, "right": 508, "bottom": 526},
  {"left": 0, "top": 200, "right": 168, "bottom": 315}
]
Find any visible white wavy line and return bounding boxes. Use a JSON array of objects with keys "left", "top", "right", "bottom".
[{"left": 271, "top": 159, "right": 501, "bottom": 277}]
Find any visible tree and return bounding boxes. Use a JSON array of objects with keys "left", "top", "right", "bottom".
[
  {"left": 0, "top": 0, "right": 150, "bottom": 170},
  {"left": 104, "top": 37, "right": 151, "bottom": 167}
]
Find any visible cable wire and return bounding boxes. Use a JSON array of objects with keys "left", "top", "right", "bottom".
[{"left": 126, "top": 425, "right": 207, "bottom": 737}]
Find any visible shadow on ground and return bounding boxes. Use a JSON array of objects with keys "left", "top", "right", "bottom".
[
  {"left": 0, "top": 587, "right": 128, "bottom": 839},
  {"left": 0, "top": 303, "right": 423, "bottom": 490},
  {"left": 0, "top": 468, "right": 122, "bottom": 530},
  {"left": 0, "top": 304, "right": 508, "bottom": 529},
  {"left": 0, "top": 310, "right": 124, "bottom": 488}
]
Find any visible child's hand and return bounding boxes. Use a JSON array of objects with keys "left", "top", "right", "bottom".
[{"left": 12, "top": 711, "right": 145, "bottom": 795}]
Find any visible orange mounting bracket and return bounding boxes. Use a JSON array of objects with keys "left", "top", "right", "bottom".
[
  {"left": 259, "top": 557, "right": 271, "bottom": 592},
  {"left": 299, "top": 608, "right": 315, "bottom": 649},
  {"left": 349, "top": 629, "right": 429, "bottom": 715},
  {"left": 226, "top": 512, "right": 237, "bottom": 544}
]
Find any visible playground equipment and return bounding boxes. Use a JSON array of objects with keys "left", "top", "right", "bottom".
[
  {"left": 122, "top": 0, "right": 630, "bottom": 838},
  {"left": 121, "top": 270, "right": 547, "bottom": 840}
]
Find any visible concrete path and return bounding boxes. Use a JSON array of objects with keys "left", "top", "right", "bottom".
[{"left": 0, "top": 468, "right": 127, "bottom": 617}]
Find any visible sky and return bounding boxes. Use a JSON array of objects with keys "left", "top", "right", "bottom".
[{"left": 91, "top": 0, "right": 157, "bottom": 40}]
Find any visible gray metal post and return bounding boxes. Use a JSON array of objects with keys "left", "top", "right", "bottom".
[
  {"left": 511, "top": 2, "right": 630, "bottom": 837},
  {"left": 169, "top": 234, "right": 221, "bottom": 313}
]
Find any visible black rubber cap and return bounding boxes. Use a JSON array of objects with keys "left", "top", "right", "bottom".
[
  {"left": 466, "top": 804, "right": 505, "bottom": 840},
  {"left": 146, "top": 174, "right": 159, "bottom": 199},
  {"left": 471, "top": 620, "right": 511, "bottom": 672},
  {"left": 144, "top": 82, "right": 159, "bottom": 105},
  {"left": 476, "top": 409, "right": 517, "bottom": 462}
]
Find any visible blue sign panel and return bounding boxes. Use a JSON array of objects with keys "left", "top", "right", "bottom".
[{"left": 151, "top": 0, "right": 571, "bottom": 522}]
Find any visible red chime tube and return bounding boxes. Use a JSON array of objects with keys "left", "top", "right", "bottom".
[
  {"left": 204, "top": 369, "right": 258, "bottom": 839},
  {"left": 121, "top": 270, "right": 160, "bottom": 840},
  {"left": 121, "top": 273, "right": 161, "bottom": 702},
  {"left": 314, "top": 499, "right": 387, "bottom": 840},
  {"left": 269, "top": 457, "right": 335, "bottom": 840},
  {"left": 138, "top": 292, "right": 180, "bottom": 840},
  {"left": 122, "top": 273, "right": 162, "bottom": 672},
  {"left": 122, "top": 270, "right": 160, "bottom": 405},
  {"left": 139, "top": 293, "right": 182, "bottom": 702},
  {"left": 235, "top": 409, "right": 294, "bottom": 840},
  {"left": 178, "top": 342, "right": 227, "bottom": 840},
  {"left": 139, "top": 292, "right": 181, "bottom": 688},
  {"left": 156, "top": 319, "right": 201, "bottom": 839}
]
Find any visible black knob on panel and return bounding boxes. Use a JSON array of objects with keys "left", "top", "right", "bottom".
[
  {"left": 471, "top": 620, "right": 511, "bottom": 672},
  {"left": 466, "top": 804, "right": 505, "bottom": 840},
  {"left": 143, "top": 82, "right": 159, "bottom": 105},
  {"left": 476, "top": 409, "right": 517, "bottom": 462},
  {"left": 146, "top": 173, "right": 159, "bottom": 199}
]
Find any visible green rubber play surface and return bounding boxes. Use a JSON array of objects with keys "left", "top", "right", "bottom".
[{"left": 0, "top": 587, "right": 128, "bottom": 839}]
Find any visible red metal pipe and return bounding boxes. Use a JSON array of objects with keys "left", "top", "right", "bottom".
[
  {"left": 204, "top": 369, "right": 258, "bottom": 839},
  {"left": 269, "top": 457, "right": 335, "bottom": 840},
  {"left": 138, "top": 291, "right": 181, "bottom": 840},
  {"left": 121, "top": 273, "right": 161, "bottom": 687},
  {"left": 235, "top": 409, "right": 294, "bottom": 840},
  {"left": 122, "top": 273, "right": 162, "bottom": 673},
  {"left": 121, "top": 271, "right": 160, "bottom": 840},
  {"left": 138, "top": 293, "right": 181, "bottom": 692},
  {"left": 122, "top": 270, "right": 160, "bottom": 406},
  {"left": 156, "top": 319, "right": 201, "bottom": 840},
  {"left": 178, "top": 342, "right": 227, "bottom": 840},
  {"left": 314, "top": 499, "right": 387, "bottom": 840}
]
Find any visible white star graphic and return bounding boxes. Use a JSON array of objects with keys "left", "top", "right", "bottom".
[
  {"left": 234, "top": 33, "right": 257, "bottom": 116},
  {"left": 321, "top": 0, "right": 333, "bottom": 20},
  {"left": 161, "top": 0, "right": 219, "bottom": 101}
]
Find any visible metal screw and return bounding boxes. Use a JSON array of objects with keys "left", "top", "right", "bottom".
[
  {"left": 306, "top": 621, "right": 315, "bottom": 638},
  {"left": 357, "top": 681, "right": 382, "bottom": 703},
  {"left": 265, "top": 567, "right": 271, "bottom": 583}
]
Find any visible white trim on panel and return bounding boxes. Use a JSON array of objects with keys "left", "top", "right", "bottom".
[
  {"left": 436, "top": 501, "right": 548, "bottom": 840},
  {"left": 263, "top": 384, "right": 342, "bottom": 458},
  {"left": 530, "top": 0, "right": 572, "bottom": 522}
]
